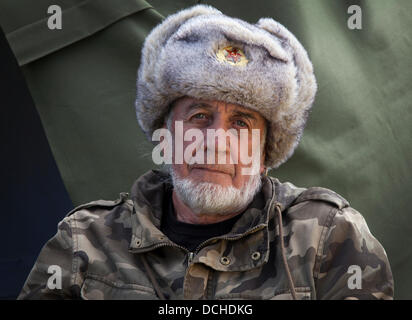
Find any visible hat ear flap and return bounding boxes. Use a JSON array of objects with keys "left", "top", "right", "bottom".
[{"left": 256, "top": 18, "right": 317, "bottom": 113}]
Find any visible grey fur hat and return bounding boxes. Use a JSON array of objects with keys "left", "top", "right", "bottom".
[{"left": 135, "top": 4, "right": 317, "bottom": 169}]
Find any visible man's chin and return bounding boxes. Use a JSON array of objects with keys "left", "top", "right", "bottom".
[{"left": 169, "top": 165, "right": 263, "bottom": 217}]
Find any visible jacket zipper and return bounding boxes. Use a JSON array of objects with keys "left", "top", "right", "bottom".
[{"left": 187, "top": 252, "right": 195, "bottom": 267}]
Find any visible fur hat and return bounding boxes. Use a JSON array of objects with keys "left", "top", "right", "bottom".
[{"left": 135, "top": 4, "right": 317, "bottom": 169}]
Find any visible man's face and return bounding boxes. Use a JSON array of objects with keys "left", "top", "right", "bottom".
[
  {"left": 167, "top": 96, "right": 267, "bottom": 188},
  {"left": 164, "top": 96, "right": 267, "bottom": 216},
  {"left": 163, "top": 96, "right": 267, "bottom": 216}
]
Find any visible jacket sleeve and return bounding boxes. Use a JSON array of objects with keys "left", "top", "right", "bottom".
[
  {"left": 17, "top": 216, "right": 82, "bottom": 299},
  {"left": 315, "top": 206, "right": 394, "bottom": 300}
]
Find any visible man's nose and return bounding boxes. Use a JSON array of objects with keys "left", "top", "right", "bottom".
[
  {"left": 203, "top": 118, "right": 237, "bottom": 163},
  {"left": 204, "top": 118, "right": 226, "bottom": 149}
]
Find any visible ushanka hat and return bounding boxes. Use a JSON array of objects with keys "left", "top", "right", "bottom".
[{"left": 135, "top": 4, "right": 317, "bottom": 169}]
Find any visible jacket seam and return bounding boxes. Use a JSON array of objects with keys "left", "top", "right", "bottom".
[{"left": 313, "top": 207, "right": 339, "bottom": 281}]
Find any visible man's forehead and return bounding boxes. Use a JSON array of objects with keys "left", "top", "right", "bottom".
[{"left": 173, "top": 97, "right": 264, "bottom": 120}]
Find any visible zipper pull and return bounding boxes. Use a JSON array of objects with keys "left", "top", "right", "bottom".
[{"left": 187, "top": 252, "right": 195, "bottom": 267}]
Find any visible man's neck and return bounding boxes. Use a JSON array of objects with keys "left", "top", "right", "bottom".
[{"left": 172, "top": 191, "right": 243, "bottom": 224}]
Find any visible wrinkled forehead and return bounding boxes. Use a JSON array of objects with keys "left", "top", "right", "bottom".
[{"left": 170, "top": 96, "right": 267, "bottom": 124}]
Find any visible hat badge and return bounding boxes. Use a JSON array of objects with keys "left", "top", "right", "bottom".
[{"left": 216, "top": 46, "right": 248, "bottom": 66}]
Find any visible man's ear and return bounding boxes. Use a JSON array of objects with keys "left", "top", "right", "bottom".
[
  {"left": 260, "top": 166, "right": 267, "bottom": 176},
  {"left": 259, "top": 152, "right": 266, "bottom": 175}
]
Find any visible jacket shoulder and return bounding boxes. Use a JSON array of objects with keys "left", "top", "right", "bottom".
[
  {"left": 66, "top": 192, "right": 131, "bottom": 217},
  {"left": 292, "top": 186, "right": 350, "bottom": 210}
]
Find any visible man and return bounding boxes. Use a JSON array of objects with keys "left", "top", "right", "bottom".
[{"left": 18, "top": 5, "right": 393, "bottom": 300}]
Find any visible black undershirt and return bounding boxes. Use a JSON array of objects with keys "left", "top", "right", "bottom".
[{"left": 160, "top": 188, "right": 243, "bottom": 252}]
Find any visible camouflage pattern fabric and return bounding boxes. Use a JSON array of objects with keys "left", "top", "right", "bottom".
[{"left": 18, "top": 170, "right": 394, "bottom": 300}]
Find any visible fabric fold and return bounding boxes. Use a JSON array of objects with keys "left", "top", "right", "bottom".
[{"left": 6, "top": 0, "right": 153, "bottom": 66}]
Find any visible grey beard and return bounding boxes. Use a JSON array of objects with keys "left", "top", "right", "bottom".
[{"left": 168, "top": 166, "right": 262, "bottom": 216}]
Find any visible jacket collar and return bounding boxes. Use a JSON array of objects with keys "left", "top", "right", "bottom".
[{"left": 128, "top": 170, "right": 306, "bottom": 270}]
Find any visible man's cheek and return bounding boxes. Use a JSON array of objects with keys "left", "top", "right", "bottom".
[{"left": 238, "top": 130, "right": 261, "bottom": 176}]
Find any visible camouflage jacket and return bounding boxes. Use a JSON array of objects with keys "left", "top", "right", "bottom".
[{"left": 18, "top": 169, "right": 394, "bottom": 300}]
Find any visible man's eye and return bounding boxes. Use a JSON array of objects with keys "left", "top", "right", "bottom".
[
  {"left": 193, "top": 113, "right": 207, "bottom": 120},
  {"left": 235, "top": 119, "right": 248, "bottom": 128}
]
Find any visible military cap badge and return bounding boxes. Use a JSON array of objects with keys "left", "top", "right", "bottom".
[{"left": 216, "top": 46, "right": 248, "bottom": 66}]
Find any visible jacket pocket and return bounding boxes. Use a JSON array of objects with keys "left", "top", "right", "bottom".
[{"left": 80, "top": 274, "right": 157, "bottom": 300}]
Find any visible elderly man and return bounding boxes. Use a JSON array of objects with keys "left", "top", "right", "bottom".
[{"left": 18, "top": 5, "right": 393, "bottom": 300}]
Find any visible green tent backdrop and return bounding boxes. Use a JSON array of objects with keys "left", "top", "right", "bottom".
[{"left": 1, "top": 0, "right": 411, "bottom": 299}]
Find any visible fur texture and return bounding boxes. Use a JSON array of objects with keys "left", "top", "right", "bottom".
[{"left": 135, "top": 5, "right": 317, "bottom": 169}]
